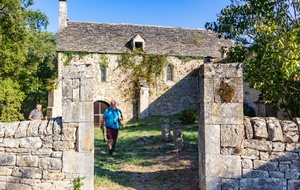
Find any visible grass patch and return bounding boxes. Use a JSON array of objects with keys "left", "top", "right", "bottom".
[{"left": 94, "top": 115, "right": 198, "bottom": 188}]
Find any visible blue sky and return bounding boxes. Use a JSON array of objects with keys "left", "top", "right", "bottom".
[{"left": 32, "top": 0, "right": 231, "bottom": 33}]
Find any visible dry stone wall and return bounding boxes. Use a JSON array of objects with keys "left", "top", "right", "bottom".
[
  {"left": 221, "top": 117, "right": 300, "bottom": 190},
  {"left": 0, "top": 118, "right": 81, "bottom": 190},
  {"left": 199, "top": 63, "right": 300, "bottom": 190}
]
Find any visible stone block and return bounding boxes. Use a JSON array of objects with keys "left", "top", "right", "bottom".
[
  {"left": 253, "top": 160, "right": 278, "bottom": 171},
  {"left": 260, "top": 151, "right": 270, "bottom": 160},
  {"left": 27, "top": 121, "right": 41, "bottom": 137},
  {"left": 266, "top": 117, "right": 284, "bottom": 142},
  {"left": 205, "top": 125, "right": 220, "bottom": 155},
  {"left": 32, "top": 149, "right": 52, "bottom": 156},
  {"left": 242, "top": 169, "right": 269, "bottom": 178},
  {"left": 244, "top": 139, "right": 272, "bottom": 151},
  {"left": 80, "top": 78, "right": 93, "bottom": 102},
  {"left": 53, "top": 181, "right": 73, "bottom": 190},
  {"left": 76, "top": 123, "right": 94, "bottom": 152},
  {"left": 3, "top": 183, "right": 31, "bottom": 190},
  {"left": 2, "top": 138, "right": 20, "bottom": 148},
  {"left": 221, "top": 179, "right": 239, "bottom": 190},
  {"left": 251, "top": 117, "right": 268, "bottom": 139},
  {"left": 281, "top": 120, "right": 299, "bottom": 143},
  {"left": 244, "top": 117, "right": 253, "bottom": 139},
  {"left": 242, "top": 159, "right": 252, "bottom": 169},
  {"left": 14, "top": 121, "right": 30, "bottom": 138},
  {"left": 62, "top": 151, "right": 93, "bottom": 175},
  {"left": 0, "top": 166, "right": 12, "bottom": 175},
  {"left": 221, "top": 125, "right": 244, "bottom": 147},
  {"left": 240, "top": 178, "right": 286, "bottom": 190},
  {"left": 241, "top": 148, "right": 259, "bottom": 158},
  {"left": 206, "top": 155, "right": 241, "bottom": 178},
  {"left": 16, "top": 156, "right": 38, "bottom": 167},
  {"left": 202, "top": 63, "right": 243, "bottom": 79},
  {"left": 293, "top": 118, "right": 300, "bottom": 127},
  {"left": 272, "top": 142, "right": 285, "bottom": 152},
  {"left": 5, "top": 122, "right": 19, "bottom": 137},
  {"left": 62, "top": 127, "right": 76, "bottom": 141},
  {"left": 20, "top": 137, "right": 42, "bottom": 149},
  {"left": 62, "top": 102, "right": 93, "bottom": 122},
  {"left": 269, "top": 171, "right": 284, "bottom": 178},
  {"left": 32, "top": 183, "right": 53, "bottom": 190},
  {"left": 0, "top": 123, "right": 5, "bottom": 138},
  {"left": 44, "top": 172, "right": 64, "bottom": 180},
  {"left": 0, "top": 153, "right": 16, "bottom": 166},
  {"left": 202, "top": 78, "right": 214, "bottom": 103},
  {"left": 288, "top": 180, "right": 300, "bottom": 190},
  {"left": 53, "top": 141, "right": 75, "bottom": 151},
  {"left": 39, "top": 158, "right": 62, "bottom": 170},
  {"left": 13, "top": 167, "right": 41, "bottom": 179},
  {"left": 204, "top": 103, "right": 243, "bottom": 125},
  {"left": 286, "top": 143, "right": 300, "bottom": 152}
]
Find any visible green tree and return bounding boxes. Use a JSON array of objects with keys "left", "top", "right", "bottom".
[
  {"left": 0, "top": 0, "right": 56, "bottom": 121},
  {"left": 206, "top": 0, "right": 300, "bottom": 118}
]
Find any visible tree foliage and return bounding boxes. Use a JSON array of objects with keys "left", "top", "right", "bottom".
[
  {"left": 206, "top": 0, "right": 300, "bottom": 118},
  {"left": 0, "top": 0, "right": 56, "bottom": 121}
]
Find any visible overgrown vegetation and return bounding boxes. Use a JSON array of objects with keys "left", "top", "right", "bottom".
[
  {"left": 94, "top": 115, "right": 198, "bottom": 189},
  {"left": 205, "top": 0, "right": 300, "bottom": 118},
  {"left": 178, "top": 109, "right": 198, "bottom": 124},
  {"left": 118, "top": 50, "right": 169, "bottom": 102},
  {"left": 73, "top": 176, "right": 86, "bottom": 190}
]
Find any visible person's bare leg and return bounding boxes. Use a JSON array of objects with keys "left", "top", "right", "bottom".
[{"left": 108, "top": 139, "right": 113, "bottom": 155}]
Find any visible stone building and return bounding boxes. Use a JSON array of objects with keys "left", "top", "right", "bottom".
[{"left": 48, "top": 0, "right": 233, "bottom": 124}]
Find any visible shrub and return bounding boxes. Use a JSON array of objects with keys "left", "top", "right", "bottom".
[{"left": 178, "top": 109, "right": 198, "bottom": 124}]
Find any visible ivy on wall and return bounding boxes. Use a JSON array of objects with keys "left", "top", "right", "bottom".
[{"left": 118, "top": 50, "right": 169, "bottom": 102}]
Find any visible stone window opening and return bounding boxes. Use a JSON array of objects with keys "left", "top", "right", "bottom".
[
  {"left": 101, "top": 67, "right": 107, "bottom": 82},
  {"left": 167, "top": 64, "right": 173, "bottom": 81}
]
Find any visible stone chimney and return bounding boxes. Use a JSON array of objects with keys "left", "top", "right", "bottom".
[
  {"left": 59, "top": 0, "right": 67, "bottom": 30},
  {"left": 221, "top": 46, "right": 228, "bottom": 58}
]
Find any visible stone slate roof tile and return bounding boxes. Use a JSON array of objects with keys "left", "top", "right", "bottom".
[{"left": 56, "top": 21, "right": 233, "bottom": 58}]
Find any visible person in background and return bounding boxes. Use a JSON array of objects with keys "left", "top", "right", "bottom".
[
  {"left": 28, "top": 104, "right": 47, "bottom": 120},
  {"left": 101, "top": 100, "right": 123, "bottom": 155}
]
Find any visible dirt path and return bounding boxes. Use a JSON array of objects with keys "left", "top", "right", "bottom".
[{"left": 94, "top": 146, "right": 199, "bottom": 190}]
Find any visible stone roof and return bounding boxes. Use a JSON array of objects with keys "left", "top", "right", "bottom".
[{"left": 56, "top": 21, "right": 233, "bottom": 58}]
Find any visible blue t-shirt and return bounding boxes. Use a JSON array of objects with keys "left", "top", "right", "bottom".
[{"left": 103, "top": 108, "right": 122, "bottom": 129}]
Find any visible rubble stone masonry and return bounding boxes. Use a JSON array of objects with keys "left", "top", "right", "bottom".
[
  {"left": 0, "top": 118, "right": 83, "bottom": 190},
  {"left": 199, "top": 63, "right": 300, "bottom": 190}
]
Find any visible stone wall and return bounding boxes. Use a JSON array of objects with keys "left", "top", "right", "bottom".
[
  {"left": 0, "top": 118, "right": 84, "bottom": 190},
  {"left": 199, "top": 63, "right": 300, "bottom": 190},
  {"left": 221, "top": 117, "right": 300, "bottom": 190}
]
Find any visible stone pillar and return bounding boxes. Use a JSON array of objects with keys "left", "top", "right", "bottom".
[
  {"left": 198, "top": 63, "right": 243, "bottom": 190},
  {"left": 160, "top": 118, "right": 171, "bottom": 142},
  {"left": 172, "top": 120, "right": 183, "bottom": 150},
  {"left": 61, "top": 62, "right": 94, "bottom": 190},
  {"left": 139, "top": 86, "right": 149, "bottom": 119}
]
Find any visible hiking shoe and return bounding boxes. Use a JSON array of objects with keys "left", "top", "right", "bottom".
[{"left": 109, "top": 149, "right": 113, "bottom": 155}]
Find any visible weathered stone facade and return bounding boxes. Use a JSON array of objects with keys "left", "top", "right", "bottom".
[
  {"left": 199, "top": 63, "right": 300, "bottom": 190},
  {"left": 50, "top": 0, "right": 234, "bottom": 122},
  {"left": 0, "top": 118, "right": 92, "bottom": 190}
]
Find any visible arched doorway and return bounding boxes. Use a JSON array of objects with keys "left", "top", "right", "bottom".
[{"left": 94, "top": 101, "right": 109, "bottom": 127}]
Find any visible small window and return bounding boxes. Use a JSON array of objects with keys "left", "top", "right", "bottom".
[
  {"left": 101, "top": 67, "right": 106, "bottom": 82},
  {"left": 135, "top": 42, "right": 143, "bottom": 50},
  {"left": 167, "top": 65, "right": 173, "bottom": 81},
  {"left": 132, "top": 34, "right": 145, "bottom": 51}
]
